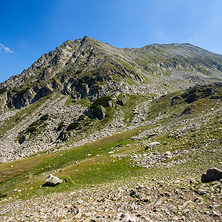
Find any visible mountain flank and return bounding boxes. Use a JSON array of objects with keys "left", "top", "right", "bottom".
[{"left": 0, "top": 37, "right": 222, "bottom": 221}]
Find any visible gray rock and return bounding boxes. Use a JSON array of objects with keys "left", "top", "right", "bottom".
[
  {"left": 108, "top": 100, "right": 113, "bottom": 107},
  {"left": 68, "top": 206, "right": 79, "bottom": 215},
  {"left": 195, "top": 189, "right": 207, "bottom": 195},
  {"left": 97, "top": 105, "right": 106, "bottom": 120},
  {"left": 117, "top": 212, "right": 138, "bottom": 222},
  {"left": 19, "top": 134, "right": 29, "bottom": 144},
  {"left": 58, "top": 130, "right": 68, "bottom": 141},
  {"left": 201, "top": 168, "right": 222, "bottom": 182},
  {"left": 117, "top": 96, "right": 127, "bottom": 106},
  {"left": 164, "top": 151, "right": 172, "bottom": 158},
  {"left": 145, "top": 142, "right": 160, "bottom": 150},
  {"left": 44, "top": 174, "right": 62, "bottom": 187}
]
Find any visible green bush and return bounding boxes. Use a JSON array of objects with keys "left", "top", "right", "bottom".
[
  {"left": 57, "top": 122, "right": 65, "bottom": 130},
  {"left": 0, "top": 87, "right": 7, "bottom": 94},
  {"left": 27, "top": 126, "right": 37, "bottom": 133},
  {"left": 67, "top": 122, "right": 79, "bottom": 131},
  {"left": 40, "top": 114, "right": 49, "bottom": 121},
  {"left": 90, "top": 96, "right": 111, "bottom": 110},
  {"left": 78, "top": 115, "right": 86, "bottom": 121}
]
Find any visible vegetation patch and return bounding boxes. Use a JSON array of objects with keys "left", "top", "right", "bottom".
[
  {"left": 164, "top": 70, "right": 172, "bottom": 76},
  {"left": 26, "top": 126, "right": 38, "bottom": 133},
  {"left": 15, "top": 87, "right": 30, "bottom": 96},
  {"left": 0, "top": 126, "right": 146, "bottom": 200},
  {"left": 64, "top": 95, "right": 76, "bottom": 106},
  {"left": 40, "top": 114, "right": 49, "bottom": 121},
  {"left": 17, "top": 113, "right": 49, "bottom": 142},
  {"left": 57, "top": 122, "right": 65, "bottom": 131},
  {"left": 90, "top": 96, "right": 111, "bottom": 109},
  {"left": 0, "top": 87, "right": 7, "bottom": 94},
  {"left": 67, "top": 122, "right": 79, "bottom": 131},
  {"left": 0, "top": 94, "right": 54, "bottom": 137}
]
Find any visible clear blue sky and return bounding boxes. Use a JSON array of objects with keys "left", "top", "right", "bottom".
[{"left": 1, "top": 0, "right": 222, "bottom": 83}]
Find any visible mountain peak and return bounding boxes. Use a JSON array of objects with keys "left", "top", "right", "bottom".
[{"left": 1, "top": 37, "right": 222, "bottom": 111}]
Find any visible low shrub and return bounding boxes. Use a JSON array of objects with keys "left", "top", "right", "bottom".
[
  {"left": 90, "top": 96, "right": 111, "bottom": 110},
  {"left": 27, "top": 126, "right": 37, "bottom": 133},
  {"left": 67, "top": 122, "right": 79, "bottom": 131},
  {"left": 57, "top": 122, "right": 65, "bottom": 130},
  {"left": 0, "top": 87, "right": 7, "bottom": 94},
  {"left": 40, "top": 114, "right": 49, "bottom": 121}
]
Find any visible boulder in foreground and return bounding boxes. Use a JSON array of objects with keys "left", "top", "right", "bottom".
[
  {"left": 43, "top": 174, "right": 62, "bottom": 187},
  {"left": 201, "top": 168, "right": 222, "bottom": 182}
]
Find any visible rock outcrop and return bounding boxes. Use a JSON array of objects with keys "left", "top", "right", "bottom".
[
  {"left": 201, "top": 168, "right": 222, "bottom": 182},
  {"left": 145, "top": 142, "right": 160, "bottom": 150},
  {"left": 97, "top": 105, "right": 106, "bottom": 120}
]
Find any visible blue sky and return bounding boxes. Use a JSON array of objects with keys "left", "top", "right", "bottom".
[{"left": 1, "top": 0, "right": 222, "bottom": 83}]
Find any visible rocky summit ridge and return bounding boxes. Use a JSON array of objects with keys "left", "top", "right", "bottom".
[
  {"left": 0, "top": 37, "right": 222, "bottom": 221},
  {"left": 1, "top": 36, "right": 222, "bottom": 111}
]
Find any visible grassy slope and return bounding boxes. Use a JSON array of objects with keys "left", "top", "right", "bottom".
[
  {"left": 0, "top": 84, "right": 221, "bottom": 203},
  {"left": 0, "top": 126, "right": 145, "bottom": 200}
]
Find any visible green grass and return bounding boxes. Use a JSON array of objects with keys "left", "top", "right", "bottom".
[
  {"left": 164, "top": 70, "right": 172, "bottom": 76},
  {"left": 145, "top": 84, "right": 221, "bottom": 121},
  {"left": 64, "top": 95, "right": 75, "bottom": 106},
  {"left": 75, "top": 96, "right": 91, "bottom": 107},
  {"left": 0, "top": 126, "right": 145, "bottom": 200},
  {"left": 58, "top": 156, "right": 140, "bottom": 185},
  {"left": 119, "top": 95, "right": 148, "bottom": 124},
  {"left": 146, "top": 95, "right": 176, "bottom": 121},
  {"left": 90, "top": 96, "right": 111, "bottom": 109}
]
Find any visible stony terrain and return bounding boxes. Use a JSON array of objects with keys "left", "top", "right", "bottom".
[
  {"left": 0, "top": 37, "right": 222, "bottom": 221},
  {"left": 1, "top": 177, "right": 222, "bottom": 221}
]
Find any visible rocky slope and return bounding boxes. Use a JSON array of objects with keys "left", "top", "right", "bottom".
[
  {"left": 0, "top": 37, "right": 222, "bottom": 221},
  {"left": 0, "top": 37, "right": 222, "bottom": 162},
  {"left": 0, "top": 82, "right": 222, "bottom": 221}
]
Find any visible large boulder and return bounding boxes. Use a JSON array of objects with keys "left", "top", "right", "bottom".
[
  {"left": 75, "top": 83, "right": 90, "bottom": 98},
  {"left": 58, "top": 130, "right": 68, "bottom": 141},
  {"left": 44, "top": 174, "right": 62, "bottom": 187},
  {"left": 145, "top": 142, "right": 160, "bottom": 150},
  {"left": 97, "top": 105, "right": 106, "bottom": 120},
  {"left": 18, "top": 134, "right": 29, "bottom": 144},
  {"left": 201, "top": 168, "right": 222, "bottom": 182}
]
